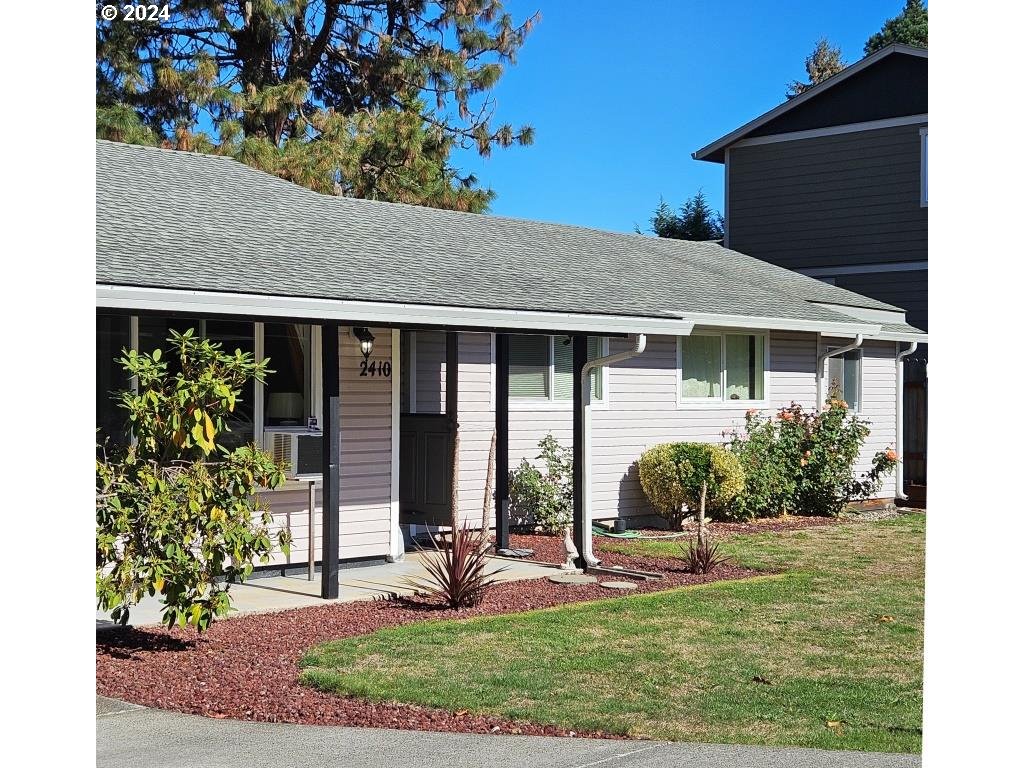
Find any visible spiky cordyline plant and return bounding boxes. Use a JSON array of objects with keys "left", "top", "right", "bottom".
[
  {"left": 406, "top": 522, "right": 507, "bottom": 609},
  {"left": 680, "top": 536, "right": 729, "bottom": 576}
]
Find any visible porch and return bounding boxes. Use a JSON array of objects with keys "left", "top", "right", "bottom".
[{"left": 95, "top": 552, "right": 557, "bottom": 628}]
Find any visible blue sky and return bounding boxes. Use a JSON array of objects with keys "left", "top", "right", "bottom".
[{"left": 450, "top": 0, "right": 910, "bottom": 232}]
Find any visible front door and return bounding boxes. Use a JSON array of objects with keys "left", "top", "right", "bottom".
[
  {"left": 399, "top": 414, "right": 453, "bottom": 526},
  {"left": 398, "top": 330, "right": 455, "bottom": 526}
]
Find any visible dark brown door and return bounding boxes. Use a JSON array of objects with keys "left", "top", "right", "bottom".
[{"left": 399, "top": 414, "right": 453, "bottom": 526}]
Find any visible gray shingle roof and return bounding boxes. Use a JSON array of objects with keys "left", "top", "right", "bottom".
[{"left": 96, "top": 140, "right": 920, "bottom": 335}]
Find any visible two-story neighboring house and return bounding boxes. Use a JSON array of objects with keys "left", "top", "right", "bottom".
[{"left": 693, "top": 43, "right": 927, "bottom": 503}]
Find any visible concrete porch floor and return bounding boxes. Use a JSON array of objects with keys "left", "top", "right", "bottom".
[{"left": 96, "top": 553, "right": 557, "bottom": 628}]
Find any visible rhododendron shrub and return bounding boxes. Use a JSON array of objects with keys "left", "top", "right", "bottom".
[
  {"left": 96, "top": 330, "right": 291, "bottom": 631},
  {"left": 729, "top": 398, "right": 898, "bottom": 518}
]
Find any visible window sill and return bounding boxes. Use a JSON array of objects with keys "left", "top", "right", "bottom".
[{"left": 676, "top": 399, "right": 770, "bottom": 410}]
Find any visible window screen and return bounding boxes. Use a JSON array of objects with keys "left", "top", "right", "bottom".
[{"left": 509, "top": 335, "right": 550, "bottom": 398}]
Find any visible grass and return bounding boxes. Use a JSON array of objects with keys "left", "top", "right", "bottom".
[{"left": 300, "top": 515, "right": 924, "bottom": 753}]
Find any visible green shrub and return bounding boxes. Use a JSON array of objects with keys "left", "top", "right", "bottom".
[
  {"left": 508, "top": 434, "right": 573, "bottom": 534},
  {"left": 96, "top": 329, "right": 291, "bottom": 631},
  {"left": 637, "top": 442, "right": 745, "bottom": 527},
  {"left": 728, "top": 399, "right": 899, "bottom": 518}
]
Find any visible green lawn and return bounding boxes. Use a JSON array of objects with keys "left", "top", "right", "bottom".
[{"left": 300, "top": 515, "right": 924, "bottom": 753}]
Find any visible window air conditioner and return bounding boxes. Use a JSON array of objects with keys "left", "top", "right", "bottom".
[{"left": 268, "top": 431, "right": 323, "bottom": 478}]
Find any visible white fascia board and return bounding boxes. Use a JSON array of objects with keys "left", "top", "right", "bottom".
[
  {"left": 678, "top": 310, "right": 879, "bottom": 337},
  {"left": 872, "top": 331, "right": 928, "bottom": 343},
  {"left": 729, "top": 114, "right": 927, "bottom": 149},
  {"left": 96, "top": 284, "right": 697, "bottom": 336},
  {"left": 799, "top": 261, "right": 927, "bottom": 277},
  {"left": 808, "top": 301, "right": 907, "bottom": 325}
]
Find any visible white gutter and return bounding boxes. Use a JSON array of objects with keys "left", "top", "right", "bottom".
[
  {"left": 96, "top": 284, "right": 696, "bottom": 337},
  {"left": 894, "top": 342, "right": 919, "bottom": 501},
  {"left": 96, "top": 284, "right": 888, "bottom": 338},
  {"left": 578, "top": 334, "right": 648, "bottom": 566},
  {"left": 817, "top": 334, "right": 863, "bottom": 409}
]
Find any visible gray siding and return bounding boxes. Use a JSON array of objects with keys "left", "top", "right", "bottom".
[
  {"left": 835, "top": 269, "right": 927, "bottom": 334},
  {"left": 728, "top": 124, "right": 927, "bottom": 272}
]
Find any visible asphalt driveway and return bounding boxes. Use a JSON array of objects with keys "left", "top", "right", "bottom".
[{"left": 96, "top": 697, "right": 920, "bottom": 768}]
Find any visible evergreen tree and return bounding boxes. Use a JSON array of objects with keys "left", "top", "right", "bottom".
[
  {"left": 96, "top": 1, "right": 538, "bottom": 212},
  {"left": 642, "top": 192, "right": 724, "bottom": 242},
  {"left": 787, "top": 38, "right": 846, "bottom": 98},
  {"left": 865, "top": 0, "right": 928, "bottom": 54}
]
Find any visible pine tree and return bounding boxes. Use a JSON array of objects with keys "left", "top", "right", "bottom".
[
  {"left": 642, "top": 192, "right": 724, "bottom": 242},
  {"left": 787, "top": 38, "right": 846, "bottom": 99},
  {"left": 865, "top": 0, "right": 928, "bottom": 54},
  {"left": 96, "top": 2, "right": 538, "bottom": 212}
]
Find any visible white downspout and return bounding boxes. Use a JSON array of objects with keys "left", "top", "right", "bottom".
[
  {"left": 817, "top": 334, "right": 863, "bottom": 409},
  {"left": 894, "top": 342, "right": 918, "bottom": 501},
  {"left": 578, "top": 334, "right": 647, "bottom": 566}
]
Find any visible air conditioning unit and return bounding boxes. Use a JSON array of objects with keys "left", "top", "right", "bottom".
[{"left": 268, "top": 431, "right": 324, "bottom": 478}]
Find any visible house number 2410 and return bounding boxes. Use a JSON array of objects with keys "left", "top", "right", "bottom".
[{"left": 359, "top": 359, "right": 391, "bottom": 377}]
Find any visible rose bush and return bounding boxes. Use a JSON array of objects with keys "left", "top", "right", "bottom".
[{"left": 728, "top": 398, "right": 899, "bottom": 518}]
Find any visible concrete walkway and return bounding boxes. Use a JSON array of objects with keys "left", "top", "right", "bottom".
[
  {"left": 96, "top": 554, "right": 555, "bottom": 627},
  {"left": 97, "top": 698, "right": 921, "bottom": 768}
]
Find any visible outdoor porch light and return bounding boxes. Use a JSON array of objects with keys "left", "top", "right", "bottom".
[{"left": 353, "top": 327, "right": 375, "bottom": 359}]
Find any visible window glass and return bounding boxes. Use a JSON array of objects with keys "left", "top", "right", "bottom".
[
  {"left": 553, "top": 337, "right": 574, "bottom": 400},
  {"left": 263, "top": 323, "right": 314, "bottom": 428},
  {"left": 827, "top": 348, "right": 862, "bottom": 411},
  {"left": 587, "top": 336, "right": 603, "bottom": 400},
  {"left": 509, "top": 335, "right": 550, "bottom": 398},
  {"left": 205, "top": 320, "right": 255, "bottom": 448},
  {"left": 725, "top": 334, "right": 764, "bottom": 401},
  {"left": 96, "top": 314, "right": 131, "bottom": 452},
  {"left": 680, "top": 335, "right": 722, "bottom": 399},
  {"left": 511, "top": 335, "right": 605, "bottom": 401},
  {"left": 138, "top": 317, "right": 255, "bottom": 448}
]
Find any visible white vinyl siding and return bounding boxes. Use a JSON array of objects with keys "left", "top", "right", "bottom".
[
  {"left": 440, "top": 332, "right": 897, "bottom": 527},
  {"left": 258, "top": 328, "right": 395, "bottom": 564},
  {"left": 397, "top": 330, "right": 899, "bottom": 531}
]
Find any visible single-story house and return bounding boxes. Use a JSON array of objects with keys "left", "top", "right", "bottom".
[{"left": 96, "top": 139, "right": 927, "bottom": 597}]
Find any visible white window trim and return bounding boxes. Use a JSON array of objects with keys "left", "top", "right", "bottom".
[
  {"left": 509, "top": 335, "right": 609, "bottom": 411},
  {"left": 920, "top": 127, "right": 928, "bottom": 208},
  {"left": 254, "top": 322, "right": 323, "bottom": 460},
  {"left": 820, "top": 343, "right": 863, "bottom": 414},
  {"left": 676, "top": 330, "right": 771, "bottom": 409}
]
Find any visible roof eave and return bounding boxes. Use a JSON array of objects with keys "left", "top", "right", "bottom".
[
  {"left": 692, "top": 43, "right": 928, "bottom": 163},
  {"left": 96, "top": 284, "right": 883, "bottom": 339}
]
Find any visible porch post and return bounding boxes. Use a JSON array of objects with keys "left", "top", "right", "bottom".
[
  {"left": 494, "top": 333, "right": 510, "bottom": 550},
  {"left": 445, "top": 331, "right": 459, "bottom": 522},
  {"left": 572, "top": 334, "right": 587, "bottom": 570},
  {"left": 320, "top": 322, "right": 340, "bottom": 599}
]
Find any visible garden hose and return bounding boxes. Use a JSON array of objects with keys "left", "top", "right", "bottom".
[{"left": 591, "top": 526, "right": 691, "bottom": 540}]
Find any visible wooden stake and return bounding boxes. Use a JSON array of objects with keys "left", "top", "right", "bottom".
[{"left": 480, "top": 429, "right": 496, "bottom": 551}]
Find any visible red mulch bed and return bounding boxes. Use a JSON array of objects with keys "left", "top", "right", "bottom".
[{"left": 97, "top": 544, "right": 759, "bottom": 737}]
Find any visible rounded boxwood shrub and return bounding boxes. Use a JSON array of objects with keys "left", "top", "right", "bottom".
[{"left": 637, "top": 442, "right": 745, "bottom": 527}]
